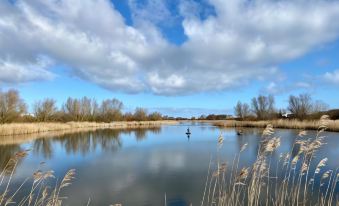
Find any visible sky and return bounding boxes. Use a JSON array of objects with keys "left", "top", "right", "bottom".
[{"left": 1, "top": 0, "right": 339, "bottom": 117}]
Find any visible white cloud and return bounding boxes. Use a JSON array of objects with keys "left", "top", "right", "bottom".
[
  {"left": 324, "top": 70, "right": 339, "bottom": 84},
  {"left": 263, "top": 81, "right": 313, "bottom": 95},
  {"left": 1, "top": 0, "right": 339, "bottom": 94},
  {"left": 295, "top": 82, "right": 312, "bottom": 89},
  {"left": 0, "top": 56, "right": 54, "bottom": 84}
]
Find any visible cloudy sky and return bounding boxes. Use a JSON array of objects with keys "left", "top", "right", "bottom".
[{"left": 1, "top": 0, "right": 339, "bottom": 117}]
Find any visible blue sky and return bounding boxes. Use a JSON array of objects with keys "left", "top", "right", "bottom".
[{"left": 1, "top": 0, "right": 339, "bottom": 117}]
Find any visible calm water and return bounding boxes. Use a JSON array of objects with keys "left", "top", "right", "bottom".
[{"left": 1, "top": 123, "right": 339, "bottom": 205}]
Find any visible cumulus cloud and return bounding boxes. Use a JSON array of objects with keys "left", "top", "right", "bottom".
[
  {"left": 263, "top": 81, "right": 313, "bottom": 95},
  {"left": 1, "top": 0, "right": 339, "bottom": 94},
  {"left": 324, "top": 70, "right": 339, "bottom": 84},
  {"left": 0, "top": 56, "right": 54, "bottom": 84}
]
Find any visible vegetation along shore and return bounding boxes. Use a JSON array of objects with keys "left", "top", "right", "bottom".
[
  {"left": 213, "top": 118, "right": 339, "bottom": 132},
  {"left": 0, "top": 121, "right": 177, "bottom": 137}
]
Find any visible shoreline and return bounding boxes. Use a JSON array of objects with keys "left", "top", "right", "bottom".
[
  {"left": 0, "top": 121, "right": 178, "bottom": 137},
  {"left": 212, "top": 119, "right": 339, "bottom": 132}
]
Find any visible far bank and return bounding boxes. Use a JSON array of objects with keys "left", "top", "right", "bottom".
[
  {"left": 0, "top": 121, "right": 178, "bottom": 137},
  {"left": 212, "top": 118, "right": 339, "bottom": 132}
]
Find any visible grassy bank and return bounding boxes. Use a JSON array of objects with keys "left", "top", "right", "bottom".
[
  {"left": 213, "top": 118, "right": 339, "bottom": 131},
  {"left": 0, "top": 121, "right": 177, "bottom": 136}
]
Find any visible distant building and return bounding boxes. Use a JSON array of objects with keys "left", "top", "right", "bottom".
[
  {"left": 21, "top": 113, "right": 35, "bottom": 117},
  {"left": 282, "top": 112, "right": 293, "bottom": 118}
]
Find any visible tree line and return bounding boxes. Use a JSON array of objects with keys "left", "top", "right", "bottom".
[
  {"left": 0, "top": 89, "right": 163, "bottom": 123},
  {"left": 1, "top": 88, "right": 336, "bottom": 123},
  {"left": 234, "top": 93, "right": 330, "bottom": 120}
]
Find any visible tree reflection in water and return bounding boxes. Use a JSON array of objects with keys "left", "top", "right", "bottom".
[
  {"left": 0, "top": 127, "right": 161, "bottom": 171},
  {"left": 0, "top": 144, "right": 22, "bottom": 170},
  {"left": 33, "top": 138, "right": 53, "bottom": 158},
  {"left": 32, "top": 127, "right": 161, "bottom": 157}
]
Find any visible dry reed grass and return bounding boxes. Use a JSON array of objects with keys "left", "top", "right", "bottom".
[
  {"left": 213, "top": 119, "right": 339, "bottom": 132},
  {"left": 202, "top": 115, "right": 338, "bottom": 206},
  {"left": 0, "top": 150, "right": 75, "bottom": 206},
  {"left": 0, "top": 121, "right": 177, "bottom": 137}
]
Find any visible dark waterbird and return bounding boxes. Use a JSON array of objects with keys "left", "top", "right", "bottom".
[
  {"left": 186, "top": 128, "right": 191, "bottom": 140},
  {"left": 236, "top": 129, "right": 243, "bottom": 136},
  {"left": 186, "top": 128, "right": 191, "bottom": 135}
]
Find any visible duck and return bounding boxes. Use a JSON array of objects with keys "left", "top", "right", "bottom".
[{"left": 186, "top": 127, "right": 191, "bottom": 135}]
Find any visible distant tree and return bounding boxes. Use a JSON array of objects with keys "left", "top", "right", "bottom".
[
  {"left": 134, "top": 107, "right": 148, "bottom": 121},
  {"left": 206, "top": 114, "right": 216, "bottom": 120},
  {"left": 80, "top": 97, "right": 99, "bottom": 121},
  {"left": 242, "top": 103, "right": 251, "bottom": 118},
  {"left": 0, "top": 89, "right": 26, "bottom": 123},
  {"left": 79, "top": 97, "right": 92, "bottom": 121},
  {"left": 148, "top": 112, "right": 162, "bottom": 121},
  {"left": 313, "top": 100, "right": 329, "bottom": 113},
  {"left": 62, "top": 97, "right": 101, "bottom": 121},
  {"left": 251, "top": 95, "right": 275, "bottom": 120},
  {"left": 234, "top": 101, "right": 243, "bottom": 118},
  {"left": 288, "top": 93, "right": 313, "bottom": 120},
  {"left": 99, "top": 98, "right": 124, "bottom": 122},
  {"left": 62, "top": 98, "right": 80, "bottom": 121},
  {"left": 123, "top": 112, "right": 135, "bottom": 121},
  {"left": 198, "top": 115, "right": 206, "bottom": 120},
  {"left": 33, "top": 98, "right": 57, "bottom": 122},
  {"left": 234, "top": 101, "right": 251, "bottom": 119}
]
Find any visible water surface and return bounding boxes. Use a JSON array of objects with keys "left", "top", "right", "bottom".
[{"left": 1, "top": 123, "right": 339, "bottom": 205}]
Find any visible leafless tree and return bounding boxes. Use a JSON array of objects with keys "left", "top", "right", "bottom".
[
  {"left": 148, "top": 112, "right": 162, "bottom": 121},
  {"left": 288, "top": 93, "right": 313, "bottom": 120},
  {"left": 62, "top": 97, "right": 101, "bottom": 121},
  {"left": 313, "top": 100, "right": 329, "bottom": 113},
  {"left": 251, "top": 95, "right": 275, "bottom": 120},
  {"left": 62, "top": 97, "right": 82, "bottom": 121},
  {"left": 234, "top": 101, "right": 251, "bottom": 119},
  {"left": 134, "top": 107, "right": 148, "bottom": 121},
  {"left": 79, "top": 97, "right": 99, "bottom": 121},
  {"left": 33, "top": 98, "right": 57, "bottom": 121},
  {"left": 0, "top": 89, "right": 26, "bottom": 123},
  {"left": 99, "top": 98, "right": 124, "bottom": 122}
]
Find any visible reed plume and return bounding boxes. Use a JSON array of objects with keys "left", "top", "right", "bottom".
[{"left": 202, "top": 115, "right": 338, "bottom": 206}]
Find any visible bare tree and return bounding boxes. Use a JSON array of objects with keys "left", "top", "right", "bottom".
[
  {"left": 123, "top": 112, "right": 134, "bottom": 121},
  {"left": 242, "top": 103, "right": 251, "bottom": 118},
  {"left": 79, "top": 97, "right": 99, "bottom": 121},
  {"left": 33, "top": 98, "right": 57, "bottom": 121},
  {"left": 62, "top": 97, "right": 81, "bottom": 121},
  {"left": 134, "top": 107, "right": 148, "bottom": 121},
  {"left": 288, "top": 93, "right": 313, "bottom": 120},
  {"left": 148, "top": 112, "right": 162, "bottom": 121},
  {"left": 234, "top": 101, "right": 243, "bottom": 118},
  {"left": 99, "top": 98, "right": 124, "bottom": 122},
  {"left": 234, "top": 101, "right": 251, "bottom": 119},
  {"left": 0, "top": 89, "right": 26, "bottom": 123},
  {"left": 251, "top": 95, "right": 275, "bottom": 120},
  {"left": 313, "top": 100, "right": 329, "bottom": 113}
]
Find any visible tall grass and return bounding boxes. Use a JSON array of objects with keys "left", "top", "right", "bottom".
[
  {"left": 202, "top": 115, "right": 339, "bottom": 206},
  {"left": 0, "top": 121, "right": 177, "bottom": 137},
  {"left": 0, "top": 150, "right": 75, "bottom": 206},
  {"left": 213, "top": 119, "right": 339, "bottom": 132}
]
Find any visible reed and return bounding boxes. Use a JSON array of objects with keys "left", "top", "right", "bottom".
[
  {"left": 0, "top": 150, "right": 76, "bottom": 206},
  {"left": 202, "top": 115, "right": 339, "bottom": 206},
  {"left": 0, "top": 121, "right": 177, "bottom": 137},
  {"left": 213, "top": 119, "right": 339, "bottom": 132}
]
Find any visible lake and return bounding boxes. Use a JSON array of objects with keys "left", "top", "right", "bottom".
[{"left": 1, "top": 122, "right": 339, "bottom": 205}]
